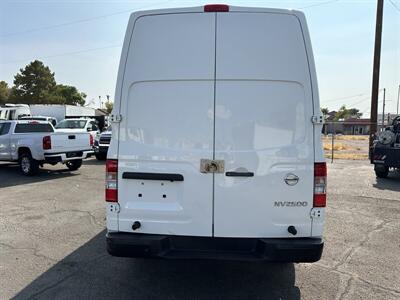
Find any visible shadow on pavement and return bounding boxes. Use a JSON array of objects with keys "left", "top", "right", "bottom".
[
  {"left": 0, "top": 162, "right": 78, "bottom": 189},
  {"left": 373, "top": 170, "right": 400, "bottom": 192},
  {"left": 13, "top": 230, "right": 300, "bottom": 300}
]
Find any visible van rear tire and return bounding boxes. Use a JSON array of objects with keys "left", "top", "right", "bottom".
[
  {"left": 66, "top": 159, "right": 83, "bottom": 171},
  {"left": 19, "top": 152, "right": 39, "bottom": 176}
]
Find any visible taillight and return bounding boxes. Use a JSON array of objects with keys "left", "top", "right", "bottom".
[
  {"left": 106, "top": 159, "right": 118, "bottom": 202},
  {"left": 204, "top": 4, "right": 229, "bottom": 12},
  {"left": 314, "top": 162, "right": 327, "bottom": 207},
  {"left": 43, "top": 136, "right": 51, "bottom": 150},
  {"left": 90, "top": 134, "right": 94, "bottom": 146}
]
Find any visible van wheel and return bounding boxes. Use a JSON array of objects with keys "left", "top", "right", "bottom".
[
  {"left": 66, "top": 159, "right": 83, "bottom": 171},
  {"left": 374, "top": 165, "right": 389, "bottom": 178},
  {"left": 19, "top": 152, "right": 39, "bottom": 176}
]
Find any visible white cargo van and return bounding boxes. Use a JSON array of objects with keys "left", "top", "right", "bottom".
[{"left": 106, "top": 5, "right": 326, "bottom": 262}]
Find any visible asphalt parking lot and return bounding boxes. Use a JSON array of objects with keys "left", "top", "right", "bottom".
[{"left": 0, "top": 159, "right": 399, "bottom": 300}]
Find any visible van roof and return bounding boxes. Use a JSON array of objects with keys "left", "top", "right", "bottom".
[{"left": 130, "top": 5, "right": 304, "bottom": 19}]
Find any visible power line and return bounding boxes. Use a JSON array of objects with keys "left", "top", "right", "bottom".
[
  {"left": 1, "top": 0, "right": 343, "bottom": 38},
  {"left": 347, "top": 96, "right": 372, "bottom": 108},
  {"left": 323, "top": 89, "right": 385, "bottom": 104},
  {"left": 388, "top": 0, "right": 400, "bottom": 13},
  {"left": 323, "top": 92, "right": 370, "bottom": 103},
  {"left": 0, "top": 44, "right": 122, "bottom": 65},
  {"left": 0, "top": 1, "right": 171, "bottom": 37},
  {"left": 298, "top": 0, "right": 340, "bottom": 9},
  {"left": 0, "top": 9, "right": 133, "bottom": 37},
  {"left": 325, "top": 96, "right": 371, "bottom": 110}
]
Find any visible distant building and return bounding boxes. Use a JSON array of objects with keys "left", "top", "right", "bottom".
[
  {"left": 342, "top": 118, "right": 371, "bottom": 135},
  {"left": 323, "top": 110, "right": 370, "bottom": 135},
  {"left": 323, "top": 118, "right": 370, "bottom": 135},
  {"left": 322, "top": 114, "right": 397, "bottom": 135},
  {"left": 323, "top": 111, "right": 399, "bottom": 135}
]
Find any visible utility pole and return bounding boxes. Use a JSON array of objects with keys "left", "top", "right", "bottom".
[
  {"left": 369, "top": 0, "right": 384, "bottom": 158},
  {"left": 381, "top": 88, "right": 386, "bottom": 130},
  {"left": 397, "top": 84, "right": 400, "bottom": 115}
]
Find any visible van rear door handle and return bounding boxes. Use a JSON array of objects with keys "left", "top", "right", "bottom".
[{"left": 225, "top": 171, "right": 254, "bottom": 177}]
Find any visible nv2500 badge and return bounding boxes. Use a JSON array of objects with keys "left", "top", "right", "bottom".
[{"left": 274, "top": 201, "right": 308, "bottom": 207}]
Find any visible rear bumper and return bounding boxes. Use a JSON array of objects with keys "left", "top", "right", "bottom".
[
  {"left": 44, "top": 150, "right": 94, "bottom": 163},
  {"left": 94, "top": 145, "right": 109, "bottom": 154},
  {"left": 106, "top": 232, "right": 323, "bottom": 262},
  {"left": 371, "top": 147, "right": 400, "bottom": 167}
]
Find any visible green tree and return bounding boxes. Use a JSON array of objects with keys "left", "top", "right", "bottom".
[
  {"left": 105, "top": 101, "right": 113, "bottom": 114},
  {"left": 347, "top": 108, "right": 363, "bottom": 119},
  {"left": 9, "top": 60, "right": 87, "bottom": 105},
  {"left": 12, "top": 60, "right": 57, "bottom": 104},
  {"left": 321, "top": 107, "right": 329, "bottom": 116},
  {"left": 334, "top": 105, "right": 363, "bottom": 121},
  {"left": 0, "top": 81, "right": 11, "bottom": 104},
  {"left": 53, "top": 84, "right": 86, "bottom": 106}
]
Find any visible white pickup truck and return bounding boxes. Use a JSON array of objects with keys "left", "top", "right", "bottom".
[{"left": 0, "top": 120, "right": 94, "bottom": 175}]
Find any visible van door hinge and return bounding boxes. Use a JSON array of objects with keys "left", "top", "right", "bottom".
[
  {"left": 311, "top": 115, "right": 324, "bottom": 125},
  {"left": 310, "top": 208, "right": 322, "bottom": 219},
  {"left": 108, "top": 203, "right": 120, "bottom": 213},
  {"left": 110, "top": 114, "right": 122, "bottom": 123}
]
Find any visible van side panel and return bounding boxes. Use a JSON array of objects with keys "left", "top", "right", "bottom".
[
  {"left": 213, "top": 13, "right": 314, "bottom": 237},
  {"left": 294, "top": 12, "right": 326, "bottom": 237},
  {"left": 117, "top": 13, "right": 216, "bottom": 236}
]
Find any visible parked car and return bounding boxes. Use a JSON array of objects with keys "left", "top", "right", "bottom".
[
  {"left": 19, "top": 115, "right": 57, "bottom": 126},
  {"left": 0, "top": 104, "right": 30, "bottom": 120},
  {"left": 55, "top": 118, "right": 100, "bottom": 141},
  {"left": 0, "top": 120, "right": 94, "bottom": 175},
  {"left": 371, "top": 116, "right": 400, "bottom": 178},
  {"left": 105, "top": 5, "right": 326, "bottom": 262},
  {"left": 94, "top": 125, "right": 112, "bottom": 160}
]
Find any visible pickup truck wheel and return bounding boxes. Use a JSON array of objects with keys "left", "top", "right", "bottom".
[
  {"left": 66, "top": 159, "right": 83, "bottom": 171},
  {"left": 19, "top": 153, "right": 39, "bottom": 176},
  {"left": 374, "top": 165, "right": 389, "bottom": 178}
]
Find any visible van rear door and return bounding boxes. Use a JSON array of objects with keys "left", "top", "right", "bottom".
[
  {"left": 213, "top": 12, "right": 315, "bottom": 237},
  {"left": 117, "top": 13, "right": 216, "bottom": 236}
]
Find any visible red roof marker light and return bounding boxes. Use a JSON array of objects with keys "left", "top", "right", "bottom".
[{"left": 204, "top": 4, "right": 229, "bottom": 12}]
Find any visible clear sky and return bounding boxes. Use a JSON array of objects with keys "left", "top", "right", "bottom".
[{"left": 0, "top": 0, "right": 399, "bottom": 116}]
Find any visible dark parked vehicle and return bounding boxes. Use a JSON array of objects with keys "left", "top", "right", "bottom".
[
  {"left": 94, "top": 125, "right": 111, "bottom": 160},
  {"left": 371, "top": 116, "right": 400, "bottom": 178}
]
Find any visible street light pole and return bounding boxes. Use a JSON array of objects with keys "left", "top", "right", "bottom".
[
  {"left": 381, "top": 88, "right": 386, "bottom": 129},
  {"left": 397, "top": 84, "right": 400, "bottom": 115}
]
